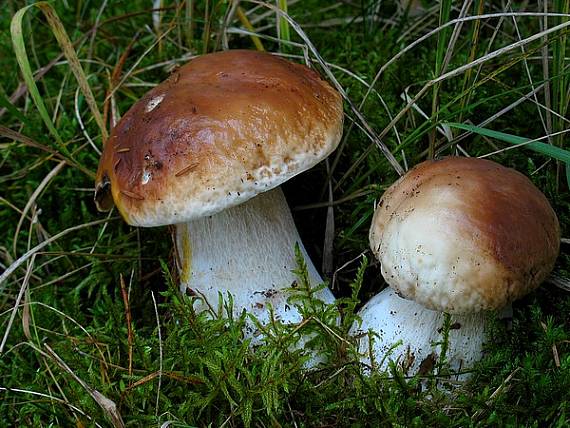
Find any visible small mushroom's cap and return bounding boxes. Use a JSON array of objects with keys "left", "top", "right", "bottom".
[
  {"left": 370, "top": 157, "right": 560, "bottom": 313},
  {"left": 95, "top": 50, "right": 343, "bottom": 226}
]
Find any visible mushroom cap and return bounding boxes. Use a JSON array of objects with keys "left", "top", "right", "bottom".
[
  {"left": 370, "top": 157, "right": 560, "bottom": 313},
  {"left": 95, "top": 50, "right": 343, "bottom": 227}
]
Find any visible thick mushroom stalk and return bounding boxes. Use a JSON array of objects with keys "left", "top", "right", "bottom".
[
  {"left": 351, "top": 288, "right": 486, "bottom": 379},
  {"left": 93, "top": 50, "right": 344, "bottom": 356},
  {"left": 176, "top": 187, "right": 334, "bottom": 337}
]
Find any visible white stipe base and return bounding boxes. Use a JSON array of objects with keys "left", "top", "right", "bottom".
[
  {"left": 351, "top": 288, "right": 487, "bottom": 381},
  {"left": 176, "top": 187, "right": 335, "bottom": 361}
]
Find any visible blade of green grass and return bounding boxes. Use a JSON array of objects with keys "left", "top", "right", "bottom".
[
  {"left": 184, "top": 0, "right": 195, "bottom": 49},
  {"left": 236, "top": 6, "right": 265, "bottom": 51},
  {"left": 0, "top": 86, "right": 30, "bottom": 126},
  {"left": 445, "top": 122, "right": 570, "bottom": 163},
  {"left": 277, "top": 0, "right": 291, "bottom": 47},
  {"left": 10, "top": 5, "right": 69, "bottom": 156},
  {"left": 11, "top": 2, "right": 108, "bottom": 152},
  {"left": 429, "top": 0, "right": 452, "bottom": 159},
  {"left": 552, "top": 0, "right": 569, "bottom": 148}
]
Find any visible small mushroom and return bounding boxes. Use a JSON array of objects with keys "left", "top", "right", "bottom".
[
  {"left": 95, "top": 50, "right": 343, "bottom": 339},
  {"left": 352, "top": 157, "right": 560, "bottom": 378}
]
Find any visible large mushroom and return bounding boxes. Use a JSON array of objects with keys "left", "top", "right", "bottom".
[
  {"left": 352, "top": 157, "right": 560, "bottom": 378},
  {"left": 94, "top": 50, "right": 343, "bottom": 337}
]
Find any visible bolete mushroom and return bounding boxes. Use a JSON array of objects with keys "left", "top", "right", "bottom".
[
  {"left": 95, "top": 50, "right": 343, "bottom": 338},
  {"left": 352, "top": 157, "right": 560, "bottom": 378}
]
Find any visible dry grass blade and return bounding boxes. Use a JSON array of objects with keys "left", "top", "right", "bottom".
[
  {"left": 471, "top": 367, "right": 521, "bottom": 420},
  {"left": 35, "top": 2, "right": 108, "bottom": 142},
  {"left": 75, "top": 86, "right": 101, "bottom": 155},
  {"left": 322, "top": 159, "right": 334, "bottom": 277},
  {"left": 219, "top": 0, "right": 241, "bottom": 50},
  {"left": 236, "top": 6, "right": 265, "bottom": 51},
  {"left": 11, "top": 3, "right": 107, "bottom": 156},
  {"left": 151, "top": 290, "right": 162, "bottom": 417},
  {"left": 540, "top": 0, "right": 554, "bottom": 144},
  {"left": 428, "top": 0, "right": 467, "bottom": 158},
  {"left": 540, "top": 321, "right": 561, "bottom": 367},
  {"left": 0, "top": 125, "right": 60, "bottom": 158},
  {"left": 0, "top": 51, "right": 65, "bottom": 120},
  {"left": 375, "top": 16, "right": 570, "bottom": 154},
  {"left": 122, "top": 371, "right": 203, "bottom": 396},
  {"left": 12, "top": 160, "right": 66, "bottom": 257},
  {"left": 0, "top": 125, "right": 95, "bottom": 178},
  {"left": 21, "top": 288, "right": 32, "bottom": 341},
  {"left": 509, "top": 6, "right": 549, "bottom": 137},
  {"left": 432, "top": 19, "right": 570, "bottom": 85},
  {"left": 0, "top": 254, "right": 35, "bottom": 354},
  {"left": 105, "top": 26, "right": 174, "bottom": 104},
  {"left": 292, "top": 188, "right": 374, "bottom": 210},
  {"left": 0, "top": 387, "right": 104, "bottom": 427},
  {"left": 43, "top": 344, "right": 125, "bottom": 428},
  {"left": 119, "top": 274, "right": 134, "bottom": 381},
  {"left": 103, "top": 33, "right": 141, "bottom": 132},
  {"left": 0, "top": 300, "right": 108, "bottom": 365},
  {"left": 548, "top": 274, "right": 570, "bottom": 292},
  {"left": 0, "top": 218, "right": 119, "bottom": 291}
]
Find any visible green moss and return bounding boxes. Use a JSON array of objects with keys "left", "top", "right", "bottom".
[{"left": 1, "top": 1, "right": 569, "bottom": 426}]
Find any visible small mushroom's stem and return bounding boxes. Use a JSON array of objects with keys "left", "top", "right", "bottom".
[
  {"left": 352, "top": 288, "right": 486, "bottom": 380},
  {"left": 175, "top": 187, "right": 335, "bottom": 338}
]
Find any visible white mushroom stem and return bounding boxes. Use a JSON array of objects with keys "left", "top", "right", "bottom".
[
  {"left": 351, "top": 288, "right": 487, "bottom": 380},
  {"left": 175, "top": 187, "right": 335, "bottom": 339}
]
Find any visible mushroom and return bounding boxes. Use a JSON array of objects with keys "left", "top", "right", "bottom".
[
  {"left": 352, "top": 157, "right": 560, "bottom": 378},
  {"left": 94, "top": 50, "right": 343, "bottom": 338}
]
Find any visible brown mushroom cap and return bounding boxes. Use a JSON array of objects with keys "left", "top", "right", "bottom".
[
  {"left": 370, "top": 157, "right": 560, "bottom": 313},
  {"left": 95, "top": 50, "right": 343, "bottom": 226}
]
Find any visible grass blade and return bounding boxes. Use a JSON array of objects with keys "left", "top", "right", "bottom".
[
  {"left": 0, "top": 89, "right": 29, "bottom": 125},
  {"left": 10, "top": 5, "right": 68, "bottom": 155},
  {"left": 277, "top": 0, "right": 291, "bottom": 47},
  {"left": 236, "top": 6, "right": 265, "bottom": 51},
  {"left": 11, "top": 2, "right": 108, "bottom": 153},
  {"left": 36, "top": 2, "right": 108, "bottom": 143},
  {"left": 445, "top": 122, "right": 570, "bottom": 163},
  {"left": 0, "top": 217, "right": 118, "bottom": 293},
  {"left": 429, "top": 0, "right": 453, "bottom": 158}
]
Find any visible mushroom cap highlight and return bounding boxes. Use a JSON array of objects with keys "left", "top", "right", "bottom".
[
  {"left": 370, "top": 157, "right": 560, "bottom": 313},
  {"left": 95, "top": 50, "right": 343, "bottom": 227}
]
